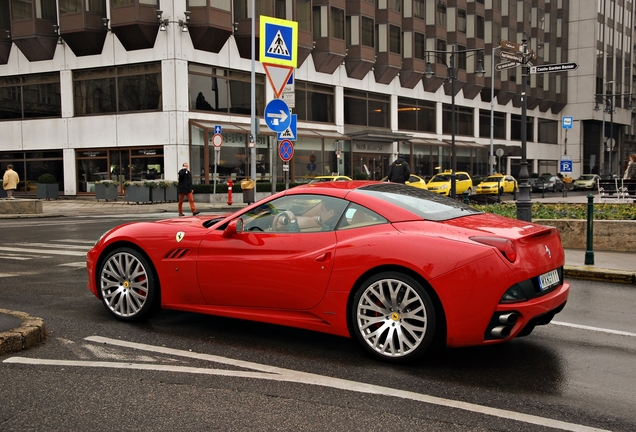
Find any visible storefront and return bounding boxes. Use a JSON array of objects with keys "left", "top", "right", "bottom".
[{"left": 0, "top": 151, "right": 64, "bottom": 194}]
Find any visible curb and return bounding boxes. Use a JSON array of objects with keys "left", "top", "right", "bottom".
[
  {"left": 0, "top": 309, "right": 47, "bottom": 355},
  {"left": 564, "top": 266, "right": 636, "bottom": 285}
]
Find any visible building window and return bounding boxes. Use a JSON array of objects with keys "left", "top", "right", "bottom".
[
  {"left": 413, "top": 0, "right": 425, "bottom": 19},
  {"left": 73, "top": 63, "right": 161, "bottom": 116},
  {"left": 442, "top": 105, "right": 473, "bottom": 136},
  {"left": 538, "top": 119, "right": 558, "bottom": 144},
  {"left": 1, "top": 151, "right": 64, "bottom": 193},
  {"left": 478, "top": 109, "right": 506, "bottom": 139},
  {"left": 389, "top": 25, "right": 401, "bottom": 54},
  {"left": 475, "top": 15, "right": 485, "bottom": 39},
  {"left": 362, "top": 16, "right": 374, "bottom": 47},
  {"left": 296, "top": 0, "right": 311, "bottom": 31},
  {"left": 457, "top": 9, "right": 467, "bottom": 33},
  {"left": 398, "top": 97, "right": 436, "bottom": 132},
  {"left": 295, "top": 81, "right": 335, "bottom": 123},
  {"left": 437, "top": 1, "right": 447, "bottom": 27},
  {"left": 331, "top": 7, "right": 345, "bottom": 39},
  {"left": 188, "top": 65, "right": 265, "bottom": 116},
  {"left": 511, "top": 114, "right": 533, "bottom": 142},
  {"left": 0, "top": 73, "right": 61, "bottom": 120},
  {"left": 414, "top": 32, "right": 425, "bottom": 59},
  {"left": 344, "top": 89, "right": 390, "bottom": 128}
]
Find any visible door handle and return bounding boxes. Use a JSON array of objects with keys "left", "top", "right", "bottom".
[{"left": 315, "top": 252, "right": 332, "bottom": 262}]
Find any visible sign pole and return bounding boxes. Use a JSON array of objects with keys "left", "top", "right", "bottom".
[
  {"left": 516, "top": 35, "right": 532, "bottom": 222},
  {"left": 250, "top": 0, "right": 256, "bottom": 187}
]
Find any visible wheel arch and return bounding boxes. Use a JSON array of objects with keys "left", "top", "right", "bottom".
[{"left": 345, "top": 264, "right": 447, "bottom": 347}]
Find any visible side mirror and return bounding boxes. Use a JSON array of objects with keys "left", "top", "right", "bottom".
[{"left": 222, "top": 218, "right": 244, "bottom": 238}]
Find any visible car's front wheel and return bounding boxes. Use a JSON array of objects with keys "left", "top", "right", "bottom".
[
  {"left": 98, "top": 247, "right": 159, "bottom": 321},
  {"left": 351, "top": 272, "right": 437, "bottom": 363}
]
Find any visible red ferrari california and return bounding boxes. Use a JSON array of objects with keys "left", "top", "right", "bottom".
[{"left": 86, "top": 181, "right": 569, "bottom": 363}]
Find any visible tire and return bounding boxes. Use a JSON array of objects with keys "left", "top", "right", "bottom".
[
  {"left": 98, "top": 247, "right": 159, "bottom": 321},
  {"left": 351, "top": 272, "right": 437, "bottom": 363}
]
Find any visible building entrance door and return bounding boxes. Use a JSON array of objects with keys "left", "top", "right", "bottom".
[{"left": 353, "top": 153, "right": 390, "bottom": 180}]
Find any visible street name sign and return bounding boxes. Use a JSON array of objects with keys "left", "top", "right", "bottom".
[
  {"left": 500, "top": 39, "right": 521, "bottom": 52},
  {"left": 495, "top": 61, "right": 518, "bottom": 71},
  {"left": 530, "top": 62, "right": 579, "bottom": 74},
  {"left": 500, "top": 51, "right": 523, "bottom": 63}
]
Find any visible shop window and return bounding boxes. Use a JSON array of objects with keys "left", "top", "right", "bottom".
[
  {"left": 2, "top": 151, "right": 64, "bottom": 193},
  {"left": 0, "top": 73, "right": 61, "bottom": 120},
  {"left": 73, "top": 63, "right": 161, "bottom": 116}
]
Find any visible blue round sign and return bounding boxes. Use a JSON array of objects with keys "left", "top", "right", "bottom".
[
  {"left": 279, "top": 139, "right": 294, "bottom": 162},
  {"left": 264, "top": 99, "right": 291, "bottom": 133}
]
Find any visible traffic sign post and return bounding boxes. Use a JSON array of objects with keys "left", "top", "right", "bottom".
[
  {"left": 279, "top": 138, "right": 294, "bottom": 190},
  {"left": 263, "top": 63, "right": 294, "bottom": 98}
]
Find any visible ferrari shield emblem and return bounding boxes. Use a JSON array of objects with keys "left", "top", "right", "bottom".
[{"left": 176, "top": 232, "right": 185, "bottom": 242}]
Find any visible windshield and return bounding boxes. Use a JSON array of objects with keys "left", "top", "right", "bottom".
[
  {"left": 430, "top": 174, "right": 451, "bottom": 182},
  {"left": 579, "top": 175, "right": 595, "bottom": 180},
  {"left": 484, "top": 176, "right": 503, "bottom": 182},
  {"left": 355, "top": 183, "right": 482, "bottom": 221}
]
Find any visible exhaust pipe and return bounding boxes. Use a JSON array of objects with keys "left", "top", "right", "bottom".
[
  {"left": 499, "top": 312, "right": 518, "bottom": 325},
  {"left": 491, "top": 326, "right": 511, "bottom": 338}
]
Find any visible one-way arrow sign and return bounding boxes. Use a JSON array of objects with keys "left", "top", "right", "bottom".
[{"left": 530, "top": 62, "right": 579, "bottom": 74}]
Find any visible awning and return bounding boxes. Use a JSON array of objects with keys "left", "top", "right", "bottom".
[
  {"left": 189, "top": 119, "right": 350, "bottom": 140},
  {"left": 409, "top": 138, "right": 449, "bottom": 146},
  {"left": 344, "top": 127, "right": 412, "bottom": 143}
]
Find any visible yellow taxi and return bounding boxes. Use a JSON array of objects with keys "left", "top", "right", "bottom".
[
  {"left": 381, "top": 174, "right": 428, "bottom": 190},
  {"left": 476, "top": 174, "right": 518, "bottom": 195},
  {"left": 308, "top": 175, "right": 352, "bottom": 183},
  {"left": 426, "top": 171, "right": 473, "bottom": 196}
]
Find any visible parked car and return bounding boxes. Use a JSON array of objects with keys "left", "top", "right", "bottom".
[
  {"left": 475, "top": 174, "right": 518, "bottom": 195},
  {"left": 308, "top": 175, "right": 353, "bottom": 183},
  {"left": 86, "top": 181, "right": 569, "bottom": 364},
  {"left": 573, "top": 174, "right": 600, "bottom": 190},
  {"left": 532, "top": 175, "right": 564, "bottom": 193},
  {"left": 426, "top": 171, "right": 473, "bottom": 196}
]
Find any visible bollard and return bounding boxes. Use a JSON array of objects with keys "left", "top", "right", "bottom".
[
  {"left": 541, "top": 180, "right": 545, "bottom": 198},
  {"left": 584, "top": 194, "right": 594, "bottom": 265},
  {"left": 463, "top": 190, "right": 470, "bottom": 204},
  {"left": 513, "top": 185, "right": 517, "bottom": 201}
]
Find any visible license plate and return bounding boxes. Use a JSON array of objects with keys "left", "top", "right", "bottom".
[{"left": 538, "top": 269, "right": 560, "bottom": 291}]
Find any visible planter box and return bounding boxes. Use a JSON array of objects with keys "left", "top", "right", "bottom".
[
  {"left": 163, "top": 185, "right": 178, "bottom": 202},
  {"left": 36, "top": 183, "right": 59, "bottom": 200},
  {"left": 125, "top": 185, "right": 151, "bottom": 203},
  {"left": 95, "top": 183, "right": 119, "bottom": 201}
]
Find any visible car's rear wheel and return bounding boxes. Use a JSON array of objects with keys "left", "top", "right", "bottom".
[
  {"left": 352, "top": 272, "right": 437, "bottom": 363},
  {"left": 98, "top": 247, "right": 159, "bottom": 321}
]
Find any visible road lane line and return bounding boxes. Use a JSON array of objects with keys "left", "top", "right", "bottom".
[
  {"left": 0, "top": 246, "right": 87, "bottom": 256},
  {"left": 552, "top": 321, "right": 636, "bottom": 337},
  {"left": 8, "top": 242, "right": 91, "bottom": 250},
  {"left": 3, "top": 336, "right": 609, "bottom": 432}
]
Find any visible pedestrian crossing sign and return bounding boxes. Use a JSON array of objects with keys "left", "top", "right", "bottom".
[{"left": 260, "top": 16, "right": 298, "bottom": 68}]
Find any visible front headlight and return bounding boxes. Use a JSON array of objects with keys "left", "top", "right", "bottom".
[{"left": 439, "top": 184, "right": 449, "bottom": 190}]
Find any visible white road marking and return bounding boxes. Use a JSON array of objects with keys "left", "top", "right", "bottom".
[
  {"left": 0, "top": 246, "right": 86, "bottom": 256},
  {"left": 4, "top": 336, "right": 608, "bottom": 432},
  {"left": 552, "top": 321, "right": 636, "bottom": 337},
  {"left": 9, "top": 242, "right": 91, "bottom": 250},
  {"left": 0, "top": 254, "right": 36, "bottom": 261},
  {"left": 51, "top": 240, "right": 96, "bottom": 244},
  {"left": 58, "top": 262, "right": 86, "bottom": 268}
]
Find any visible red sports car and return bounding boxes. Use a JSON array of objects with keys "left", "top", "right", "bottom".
[{"left": 86, "top": 181, "right": 569, "bottom": 363}]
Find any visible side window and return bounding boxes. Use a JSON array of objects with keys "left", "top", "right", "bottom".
[
  {"left": 338, "top": 204, "right": 387, "bottom": 230},
  {"left": 241, "top": 194, "right": 349, "bottom": 233}
]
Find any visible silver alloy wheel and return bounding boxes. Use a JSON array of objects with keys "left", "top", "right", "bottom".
[
  {"left": 356, "top": 278, "right": 428, "bottom": 359},
  {"left": 100, "top": 250, "right": 150, "bottom": 318}
]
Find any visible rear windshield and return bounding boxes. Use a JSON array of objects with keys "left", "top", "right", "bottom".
[{"left": 356, "top": 183, "right": 482, "bottom": 221}]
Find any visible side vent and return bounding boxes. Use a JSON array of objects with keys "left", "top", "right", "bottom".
[{"left": 164, "top": 249, "right": 192, "bottom": 259}]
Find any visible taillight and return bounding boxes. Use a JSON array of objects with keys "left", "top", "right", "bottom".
[{"left": 470, "top": 236, "right": 517, "bottom": 262}]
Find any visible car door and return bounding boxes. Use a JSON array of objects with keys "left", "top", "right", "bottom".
[{"left": 196, "top": 195, "right": 344, "bottom": 310}]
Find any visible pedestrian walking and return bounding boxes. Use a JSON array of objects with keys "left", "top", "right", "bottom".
[
  {"left": 387, "top": 154, "right": 411, "bottom": 184},
  {"left": 3, "top": 164, "right": 19, "bottom": 199},
  {"left": 177, "top": 162, "right": 199, "bottom": 216},
  {"left": 625, "top": 154, "right": 636, "bottom": 179}
]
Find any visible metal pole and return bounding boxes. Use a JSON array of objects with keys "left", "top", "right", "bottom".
[
  {"left": 249, "top": 0, "right": 256, "bottom": 184},
  {"left": 584, "top": 194, "right": 594, "bottom": 265},
  {"left": 609, "top": 96, "right": 614, "bottom": 176},
  {"left": 600, "top": 103, "right": 605, "bottom": 176},
  {"left": 490, "top": 47, "right": 499, "bottom": 175},
  {"left": 450, "top": 46, "right": 456, "bottom": 199},
  {"left": 516, "top": 36, "right": 532, "bottom": 222}
]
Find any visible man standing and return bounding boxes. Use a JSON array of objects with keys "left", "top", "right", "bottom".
[
  {"left": 387, "top": 154, "right": 411, "bottom": 184},
  {"left": 177, "top": 162, "right": 199, "bottom": 216},
  {"left": 3, "top": 164, "right": 19, "bottom": 199}
]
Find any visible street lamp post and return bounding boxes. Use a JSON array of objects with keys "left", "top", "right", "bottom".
[
  {"left": 425, "top": 46, "right": 485, "bottom": 199},
  {"left": 594, "top": 87, "right": 634, "bottom": 177},
  {"left": 516, "top": 37, "right": 533, "bottom": 222},
  {"left": 490, "top": 46, "right": 501, "bottom": 175}
]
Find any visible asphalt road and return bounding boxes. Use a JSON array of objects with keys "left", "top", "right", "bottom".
[{"left": 0, "top": 215, "right": 635, "bottom": 431}]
